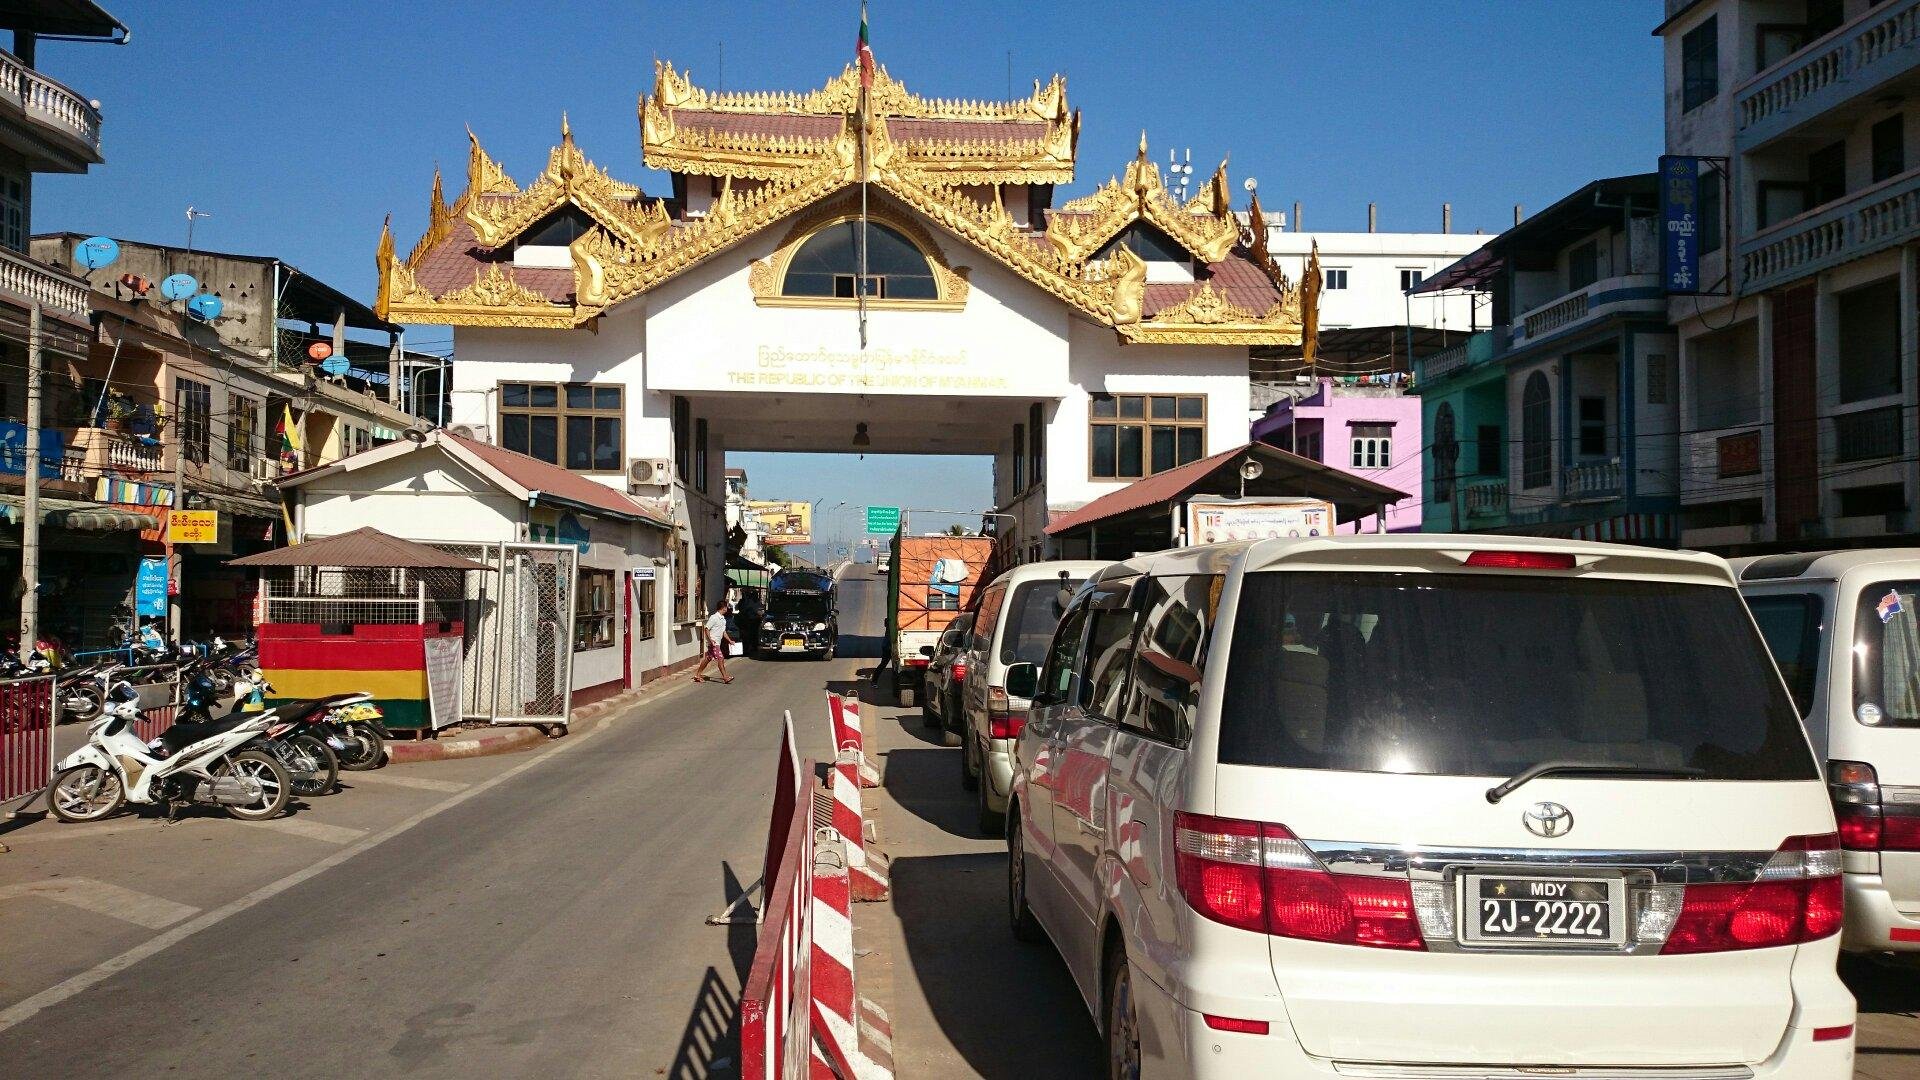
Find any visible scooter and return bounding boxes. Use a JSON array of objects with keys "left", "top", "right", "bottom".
[
  {"left": 180, "top": 667, "right": 340, "bottom": 797},
  {"left": 46, "top": 681, "right": 293, "bottom": 822}
]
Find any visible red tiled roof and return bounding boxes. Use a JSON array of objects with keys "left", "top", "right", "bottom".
[
  {"left": 1044, "top": 442, "right": 1407, "bottom": 536},
  {"left": 672, "top": 110, "right": 841, "bottom": 141},
  {"left": 411, "top": 212, "right": 574, "bottom": 304},
  {"left": 229, "top": 527, "right": 494, "bottom": 570},
  {"left": 447, "top": 433, "right": 670, "bottom": 526},
  {"left": 1141, "top": 254, "right": 1288, "bottom": 318},
  {"left": 886, "top": 118, "right": 1048, "bottom": 144}
]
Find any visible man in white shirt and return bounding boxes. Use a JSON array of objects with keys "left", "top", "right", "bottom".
[{"left": 694, "top": 600, "right": 734, "bottom": 684}]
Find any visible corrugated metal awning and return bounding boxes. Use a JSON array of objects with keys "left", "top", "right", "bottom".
[{"left": 0, "top": 494, "right": 155, "bottom": 532}]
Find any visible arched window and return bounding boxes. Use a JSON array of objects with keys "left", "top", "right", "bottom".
[
  {"left": 1432, "top": 403, "right": 1458, "bottom": 503},
  {"left": 782, "top": 220, "right": 938, "bottom": 300},
  {"left": 1521, "top": 371, "right": 1552, "bottom": 489}
]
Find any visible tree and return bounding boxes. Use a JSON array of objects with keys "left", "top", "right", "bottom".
[
  {"left": 946, "top": 524, "right": 970, "bottom": 536},
  {"left": 764, "top": 544, "right": 795, "bottom": 569}
]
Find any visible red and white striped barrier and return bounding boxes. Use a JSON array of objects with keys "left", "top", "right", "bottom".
[
  {"left": 0, "top": 676, "right": 55, "bottom": 812},
  {"left": 811, "top": 856, "right": 894, "bottom": 1079},
  {"left": 828, "top": 694, "right": 890, "bottom": 902}
]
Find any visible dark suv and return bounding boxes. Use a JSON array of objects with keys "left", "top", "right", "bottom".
[{"left": 757, "top": 585, "right": 837, "bottom": 660}]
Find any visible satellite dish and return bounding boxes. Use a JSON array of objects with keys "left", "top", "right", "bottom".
[
  {"left": 933, "top": 557, "right": 969, "bottom": 584},
  {"left": 76, "top": 236, "right": 119, "bottom": 271},
  {"left": 306, "top": 341, "right": 333, "bottom": 361},
  {"left": 159, "top": 273, "right": 198, "bottom": 301},
  {"left": 186, "top": 293, "right": 223, "bottom": 321},
  {"left": 320, "top": 355, "right": 350, "bottom": 378}
]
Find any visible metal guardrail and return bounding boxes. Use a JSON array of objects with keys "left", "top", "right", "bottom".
[{"left": 1834, "top": 404, "right": 1905, "bottom": 463}]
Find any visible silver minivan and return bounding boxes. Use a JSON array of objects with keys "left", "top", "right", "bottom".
[
  {"left": 1736, "top": 548, "right": 1920, "bottom": 955},
  {"left": 1009, "top": 536, "right": 1852, "bottom": 1077}
]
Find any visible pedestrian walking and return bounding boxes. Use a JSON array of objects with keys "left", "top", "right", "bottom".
[{"left": 694, "top": 599, "right": 734, "bottom": 684}]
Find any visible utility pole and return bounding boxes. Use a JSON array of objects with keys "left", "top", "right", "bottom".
[
  {"left": 18, "top": 301, "right": 39, "bottom": 662},
  {"left": 168, "top": 421, "right": 183, "bottom": 643}
]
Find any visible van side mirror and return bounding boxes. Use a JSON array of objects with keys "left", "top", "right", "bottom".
[{"left": 1005, "top": 661, "right": 1038, "bottom": 700}]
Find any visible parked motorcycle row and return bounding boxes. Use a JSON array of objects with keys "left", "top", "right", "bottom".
[{"left": 45, "top": 660, "right": 388, "bottom": 824}]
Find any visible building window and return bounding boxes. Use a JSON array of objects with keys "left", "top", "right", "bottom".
[
  {"left": 1568, "top": 240, "right": 1600, "bottom": 292},
  {"left": 1698, "top": 170, "right": 1723, "bottom": 255},
  {"left": 1089, "top": 394, "right": 1205, "bottom": 479},
  {"left": 1029, "top": 402, "right": 1045, "bottom": 488},
  {"left": 1323, "top": 268, "right": 1349, "bottom": 291},
  {"left": 1873, "top": 114, "right": 1906, "bottom": 184},
  {"left": 574, "top": 568, "right": 616, "bottom": 652},
  {"left": 1011, "top": 423, "right": 1026, "bottom": 493},
  {"left": 1682, "top": 16, "right": 1718, "bottom": 113},
  {"left": 782, "top": 220, "right": 937, "bottom": 300},
  {"left": 227, "top": 393, "right": 258, "bottom": 471},
  {"left": 1398, "top": 269, "right": 1424, "bottom": 291},
  {"left": 1350, "top": 424, "right": 1392, "bottom": 469},
  {"left": 0, "top": 166, "right": 26, "bottom": 253},
  {"left": 1647, "top": 354, "right": 1671, "bottom": 405},
  {"left": 672, "top": 395, "right": 691, "bottom": 484},
  {"left": 1475, "top": 424, "right": 1502, "bottom": 476},
  {"left": 499, "top": 382, "right": 623, "bottom": 471},
  {"left": 1521, "top": 372, "right": 1552, "bottom": 488},
  {"left": 694, "top": 417, "right": 708, "bottom": 494},
  {"left": 1578, "top": 396, "right": 1608, "bottom": 457},
  {"left": 1839, "top": 280, "right": 1902, "bottom": 404},
  {"left": 1432, "top": 404, "right": 1457, "bottom": 502},
  {"left": 633, "top": 572, "right": 656, "bottom": 641},
  {"left": 1808, "top": 140, "right": 1847, "bottom": 208},
  {"left": 175, "top": 377, "right": 211, "bottom": 465}
]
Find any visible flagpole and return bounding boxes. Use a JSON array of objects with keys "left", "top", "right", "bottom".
[{"left": 857, "top": 0, "right": 870, "bottom": 351}]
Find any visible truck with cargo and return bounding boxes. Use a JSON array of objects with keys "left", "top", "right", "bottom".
[{"left": 884, "top": 534, "right": 994, "bottom": 707}]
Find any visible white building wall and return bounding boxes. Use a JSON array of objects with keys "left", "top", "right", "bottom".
[{"left": 1263, "top": 230, "right": 1485, "bottom": 331}]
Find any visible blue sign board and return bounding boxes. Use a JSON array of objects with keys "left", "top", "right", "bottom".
[
  {"left": 0, "top": 423, "right": 64, "bottom": 478},
  {"left": 135, "top": 558, "right": 168, "bottom": 617},
  {"left": 1660, "top": 155, "right": 1703, "bottom": 295}
]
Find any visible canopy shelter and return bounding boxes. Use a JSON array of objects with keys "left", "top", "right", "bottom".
[
  {"left": 1251, "top": 324, "right": 1462, "bottom": 381},
  {"left": 1045, "top": 442, "right": 1407, "bottom": 561},
  {"left": 227, "top": 527, "right": 492, "bottom": 571}
]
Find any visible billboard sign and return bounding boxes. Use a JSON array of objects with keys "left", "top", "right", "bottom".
[
  {"left": 1659, "top": 155, "right": 1704, "bottom": 295},
  {"left": 749, "top": 500, "right": 812, "bottom": 546},
  {"left": 865, "top": 505, "right": 901, "bottom": 534},
  {"left": 1183, "top": 497, "right": 1336, "bottom": 546}
]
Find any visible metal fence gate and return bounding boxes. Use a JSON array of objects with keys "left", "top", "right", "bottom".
[{"left": 430, "top": 541, "right": 577, "bottom": 727}]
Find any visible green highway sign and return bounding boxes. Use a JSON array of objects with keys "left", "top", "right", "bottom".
[{"left": 866, "top": 505, "right": 902, "bottom": 533}]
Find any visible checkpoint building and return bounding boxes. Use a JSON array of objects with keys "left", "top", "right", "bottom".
[{"left": 374, "top": 60, "right": 1351, "bottom": 673}]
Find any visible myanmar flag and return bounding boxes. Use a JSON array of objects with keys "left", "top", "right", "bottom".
[{"left": 856, "top": 2, "right": 873, "bottom": 89}]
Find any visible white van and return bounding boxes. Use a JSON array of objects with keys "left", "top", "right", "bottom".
[
  {"left": 958, "top": 559, "right": 1109, "bottom": 835},
  {"left": 1009, "top": 535, "right": 1852, "bottom": 1078},
  {"left": 1736, "top": 548, "right": 1920, "bottom": 955}
]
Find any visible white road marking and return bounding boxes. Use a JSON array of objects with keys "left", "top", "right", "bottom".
[
  {"left": 0, "top": 878, "right": 199, "bottom": 930},
  {"left": 339, "top": 771, "right": 468, "bottom": 793},
  {"left": 236, "top": 817, "right": 366, "bottom": 845},
  {"left": 0, "top": 698, "right": 634, "bottom": 1034}
]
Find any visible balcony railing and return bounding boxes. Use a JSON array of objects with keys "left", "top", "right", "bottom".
[
  {"left": 107, "top": 438, "right": 162, "bottom": 473},
  {"left": 0, "top": 245, "right": 88, "bottom": 321},
  {"left": 1523, "top": 291, "right": 1589, "bottom": 340},
  {"left": 1834, "top": 404, "right": 1905, "bottom": 463},
  {"left": 1563, "top": 458, "right": 1623, "bottom": 502},
  {"left": 1738, "top": 167, "right": 1920, "bottom": 294},
  {"left": 0, "top": 48, "right": 101, "bottom": 159},
  {"left": 1414, "top": 329, "right": 1503, "bottom": 387},
  {"left": 1462, "top": 478, "right": 1508, "bottom": 518},
  {"left": 1737, "top": 0, "right": 1920, "bottom": 147}
]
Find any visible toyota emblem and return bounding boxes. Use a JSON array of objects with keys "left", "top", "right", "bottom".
[{"left": 1522, "top": 801, "right": 1574, "bottom": 838}]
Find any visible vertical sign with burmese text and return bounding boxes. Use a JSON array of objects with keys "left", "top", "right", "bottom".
[{"left": 1660, "top": 155, "right": 1703, "bottom": 295}]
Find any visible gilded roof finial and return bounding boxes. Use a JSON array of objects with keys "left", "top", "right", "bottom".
[
  {"left": 428, "top": 165, "right": 447, "bottom": 222},
  {"left": 374, "top": 213, "right": 395, "bottom": 321},
  {"left": 464, "top": 125, "right": 517, "bottom": 197},
  {"left": 1137, "top": 130, "right": 1149, "bottom": 161},
  {"left": 561, "top": 111, "right": 573, "bottom": 145}
]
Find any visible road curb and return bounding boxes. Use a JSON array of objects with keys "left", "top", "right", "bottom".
[{"left": 386, "top": 725, "right": 547, "bottom": 763}]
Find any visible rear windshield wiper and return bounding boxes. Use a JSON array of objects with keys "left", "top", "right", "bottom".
[{"left": 1485, "top": 759, "right": 1707, "bottom": 804}]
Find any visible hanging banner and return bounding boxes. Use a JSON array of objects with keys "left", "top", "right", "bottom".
[
  {"left": 1183, "top": 497, "right": 1335, "bottom": 546},
  {"left": 1659, "top": 155, "right": 1704, "bottom": 295},
  {"left": 134, "top": 558, "right": 168, "bottom": 617}
]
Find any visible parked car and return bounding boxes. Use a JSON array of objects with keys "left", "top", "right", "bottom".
[
  {"left": 1008, "top": 535, "right": 1852, "bottom": 1078},
  {"left": 958, "top": 559, "right": 1107, "bottom": 833},
  {"left": 919, "top": 613, "right": 973, "bottom": 735},
  {"left": 757, "top": 574, "right": 836, "bottom": 660},
  {"left": 1734, "top": 548, "right": 1920, "bottom": 957}
]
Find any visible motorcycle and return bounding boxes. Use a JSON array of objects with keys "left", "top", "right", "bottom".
[
  {"left": 179, "top": 665, "right": 339, "bottom": 798},
  {"left": 47, "top": 681, "right": 292, "bottom": 822}
]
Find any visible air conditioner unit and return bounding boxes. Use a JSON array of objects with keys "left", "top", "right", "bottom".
[
  {"left": 248, "top": 457, "right": 280, "bottom": 482},
  {"left": 627, "top": 457, "right": 673, "bottom": 493},
  {"left": 447, "top": 422, "right": 491, "bottom": 443}
]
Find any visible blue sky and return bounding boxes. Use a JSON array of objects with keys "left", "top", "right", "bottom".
[{"left": 29, "top": 1, "right": 1666, "bottom": 555}]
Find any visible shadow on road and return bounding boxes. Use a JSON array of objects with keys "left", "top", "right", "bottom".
[
  {"left": 891, "top": 850, "right": 1101, "bottom": 1079},
  {"left": 835, "top": 634, "right": 887, "bottom": 659},
  {"left": 883, "top": 747, "right": 986, "bottom": 841},
  {"left": 663, "top": 863, "right": 761, "bottom": 1080}
]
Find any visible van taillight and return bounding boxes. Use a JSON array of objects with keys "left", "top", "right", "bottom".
[
  {"left": 1830, "top": 760, "right": 1920, "bottom": 852},
  {"left": 1464, "top": 550, "right": 1577, "bottom": 570},
  {"left": 987, "top": 684, "right": 1025, "bottom": 740},
  {"left": 1173, "top": 813, "right": 1423, "bottom": 950},
  {"left": 951, "top": 659, "right": 967, "bottom": 681},
  {"left": 1660, "top": 833, "right": 1843, "bottom": 954}
]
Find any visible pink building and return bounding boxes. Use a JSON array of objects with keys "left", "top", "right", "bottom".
[{"left": 1250, "top": 377, "right": 1423, "bottom": 532}]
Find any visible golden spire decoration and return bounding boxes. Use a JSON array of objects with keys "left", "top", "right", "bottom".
[
  {"left": 374, "top": 214, "right": 394, "bottom": 321},
  {"left": 1301, "top": 240, "right": 1322, "bottom": 368}
]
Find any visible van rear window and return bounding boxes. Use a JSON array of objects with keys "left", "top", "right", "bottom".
[
  {"left": 1745, "top": 592, "right": 1823, "bottom": 716},
  {"left": 1218, "top": 572, "right": 1817, "bottom": 781},
  {"left": 1000, "top": 579, "right": 1085, "bottom": 667},
  {"left": 1854, "top": 581, "right": 1920, "bottom": 728}
]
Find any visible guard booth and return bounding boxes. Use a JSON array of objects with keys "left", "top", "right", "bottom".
[{"left": 230, "top": 528, "right": 489, "bottom": 735}]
